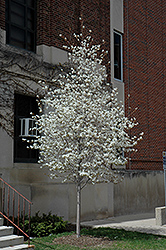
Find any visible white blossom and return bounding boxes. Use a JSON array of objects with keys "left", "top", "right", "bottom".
[{"left": 30, "top": 34, "right": 143, "bottom": 186}]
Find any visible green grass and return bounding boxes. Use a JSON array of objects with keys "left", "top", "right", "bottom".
[{"left": 30, "top": 228, "right": 166, "bottom": 250}]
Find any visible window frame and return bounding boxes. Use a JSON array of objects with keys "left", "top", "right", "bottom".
[
  {"left": 114, "top": 30, "right": 123, "bottom": 81},
  {"left": 5, "top": 0, "right": 36, "bottom": 52}
]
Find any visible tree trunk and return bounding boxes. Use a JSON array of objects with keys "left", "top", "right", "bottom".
[{"left": 76, "top": 182, "right": 81, "bottom": 238}]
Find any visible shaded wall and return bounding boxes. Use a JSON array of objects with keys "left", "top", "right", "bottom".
[{"left": 114, "top": 170, "right": 164, "bottom": 216}]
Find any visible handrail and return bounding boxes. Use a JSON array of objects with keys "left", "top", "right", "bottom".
[
  {"left": 0, "top": 212, "right": 29, "bottom": 238},
  {"left": 0, "top": 177, "right": 32, "bottom": 245},
  {"left": 0, "top": 178, "right": 32, "bottom": 204}
]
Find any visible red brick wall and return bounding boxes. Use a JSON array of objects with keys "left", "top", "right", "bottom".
[
  {"left": 124, "top": 0, "right": 166, "bottom": 170},
  {"left": 0, "top": 0, "right": 5, "bottom": 29},
  {"left": 37, "top": 0, "right": 110, "bottom": 79},
  {"left": 37, "top": 0, "right": 110, "bottom": 50},
  {"left": 80, "top": 0, "right": 110, "bottom": 78},
  {"left": 37, "top": 0, "right": 78, "bottom": 47}
]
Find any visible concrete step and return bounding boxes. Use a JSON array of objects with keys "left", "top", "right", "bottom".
[
  {"left": 0, "top": 218, "right": 34, "bottom": 249},
  {"left": 0, "top": 235, "right": 24, "bottom": 248},
  {"left": 0, "top": 226, "right": 13, "bottom": 236},
  {"left": 1, "top": 244, "right": 35, "bottom": 250}
]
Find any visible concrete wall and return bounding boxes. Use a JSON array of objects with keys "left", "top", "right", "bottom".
[
  {"left": 0, "top": 128, "right": 13, "bottom": 169},
  {"left": 36, "top": 45, "right": 68, "bottom": 65},
  {"left": 8, "top": 177, "right": 114, "bottom": 222},
  {"left": 0, "top": 28, "right": 6, "bottom": 44},
  {"left": 114, "top": 171, "right": 164, "bottom": 216}
]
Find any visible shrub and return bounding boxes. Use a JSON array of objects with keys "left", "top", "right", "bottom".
[
  {"left": 4, "top": 211, "right": 68, "bottom": 237},
  {"left": 29, "top": 212, "right": 68, "bottom": 237}
]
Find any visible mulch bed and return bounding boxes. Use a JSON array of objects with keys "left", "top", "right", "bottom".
[{"left": 53, "top": 234, "right": 113, "bottom": 249}]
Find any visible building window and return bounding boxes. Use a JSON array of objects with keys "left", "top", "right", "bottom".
[
  {"left": 5, "top": 0, "right": 36, "bottom": 52},
  {"left": 114, "top": 31, "right": 123, "bottom": 81},
  {"left": 14, "top": 94, "right": 38, "bottom": 163}
]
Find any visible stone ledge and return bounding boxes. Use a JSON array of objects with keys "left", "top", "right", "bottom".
[{"left": 155, "top": 206, "right": 166, "bottom": 226}]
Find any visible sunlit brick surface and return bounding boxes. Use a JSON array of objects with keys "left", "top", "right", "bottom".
[{"left": 124, "top": 0, "right": 166, "bottom": 170}]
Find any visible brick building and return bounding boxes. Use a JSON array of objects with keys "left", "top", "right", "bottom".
[
  {"left": 0, "top": 0, "right": 165, "bottom": 220},
  {"left": 124, "top": 0, "right": 166, "bottom": 171}
]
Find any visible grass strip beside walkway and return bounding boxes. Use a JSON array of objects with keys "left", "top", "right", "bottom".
[{"left": 31, "top": 227, "right": 166, "bottom": 250}]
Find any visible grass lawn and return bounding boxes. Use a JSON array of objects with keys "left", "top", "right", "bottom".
[{"left": 30, "top": 228, "right": 166, "bottom": 250}]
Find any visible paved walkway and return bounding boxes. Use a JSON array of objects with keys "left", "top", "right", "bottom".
[{"left": 81, "top": 213, "right": 166, "bottom": 236}]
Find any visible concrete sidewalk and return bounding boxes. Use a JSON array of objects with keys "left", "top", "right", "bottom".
[{"left": 81, "top": 213, "right": 166, "bottom": 236}]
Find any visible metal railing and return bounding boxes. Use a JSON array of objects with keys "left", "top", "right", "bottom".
[{"left": 0, "top": 177, "right": 32, "bottom": 245}]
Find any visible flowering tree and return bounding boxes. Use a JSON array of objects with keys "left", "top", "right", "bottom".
[{"left": 30, "top": 32, "right": 143, "bottom": 237}]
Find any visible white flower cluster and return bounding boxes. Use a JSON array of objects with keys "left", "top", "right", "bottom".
[{"left": 31, "top": 34, "right": 143, "bottom": 186}]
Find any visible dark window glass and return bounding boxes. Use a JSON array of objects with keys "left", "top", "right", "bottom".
[
  {"left": 27, "top": 0, "right": 34, "bottom": 8},
  {"left": 5, "top": 1, "right": 9, "bottom": 20},
  {"left": 14, "top": 94, "right": 38, "bottom": 163},
  {"left": 11, "top": 2, "right": 24, "bottom": 27},
  {"left": 5, "top": 0, "right": 36, "bottom": 52},
  {"left": 27, "top": 32, "right": 34, "bottom": 51},
  {"left": 17, "top": 0, "right": 25, "bottom": 3},
  {"left": 10, "top": 25, "right": 25, "bottom": 48},
  {"left": 27, "top": 9, "right": 34, "bottom": 29},
  {"left": 114, "top": 32, "right": 122, "bottom": 80}
]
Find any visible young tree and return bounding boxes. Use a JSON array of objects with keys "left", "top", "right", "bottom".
[{"left": 30, "top": 32, "right": 143, "bottom": 237}]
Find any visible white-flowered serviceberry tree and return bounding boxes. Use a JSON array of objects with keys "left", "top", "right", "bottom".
[{"left": 29, "top": 31, "right": 143, "bottom": 238}]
